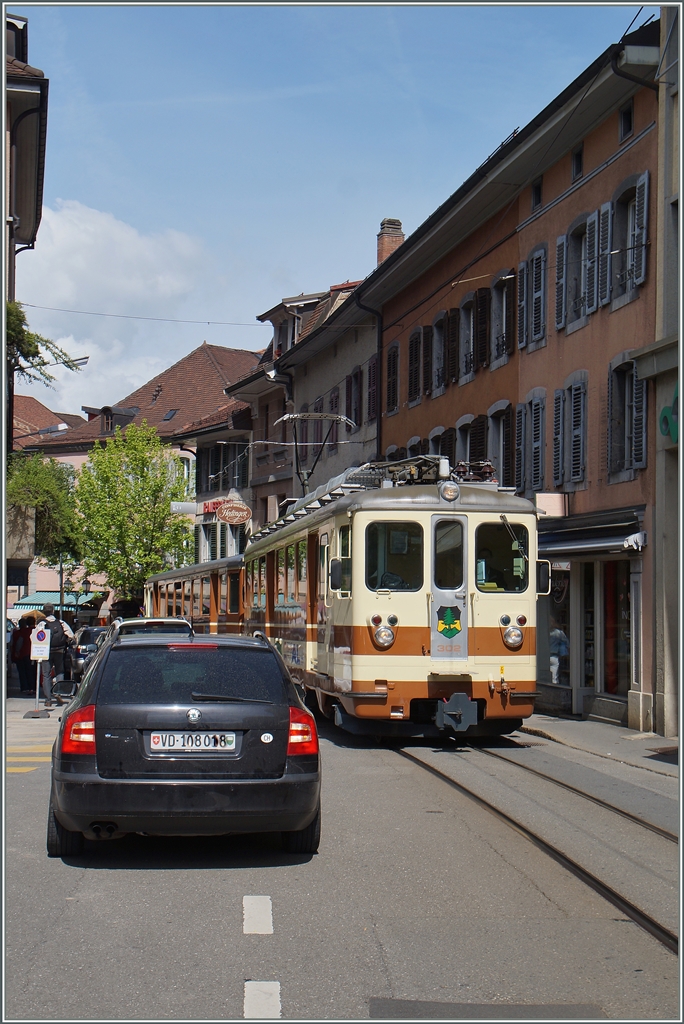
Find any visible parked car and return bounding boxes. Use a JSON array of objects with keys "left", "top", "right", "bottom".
[
  {"left": 65, "top": 626, "right": 108, "bottom": 682},
  {"left": 47, "top": 634, "right": 321, "bottom": 857},
  {"left": 105, "top": 617, "right": 195, "bottom": 640}
]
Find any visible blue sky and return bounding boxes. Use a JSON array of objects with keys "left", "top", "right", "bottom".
[{"left": 14, "top": 3, "right": 660, "bottom": 414}]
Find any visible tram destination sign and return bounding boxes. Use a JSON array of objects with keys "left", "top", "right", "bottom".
[{"left": 216, "top": 499, "right": 252, "bottom": 525}]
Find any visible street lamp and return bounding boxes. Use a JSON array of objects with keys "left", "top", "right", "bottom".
[{"left": 82, "top": 578, "right": 91, "bottom": 596}]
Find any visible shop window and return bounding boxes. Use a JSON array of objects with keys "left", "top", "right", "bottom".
[
  {"left": 549, "top": 563, "right": 570, "bottom": 686},
  {"left": 552, "top": 378, "right": 587, "bottom": 487},
  {"left": 607, "top": 359, "right": 647, "bottom": 480},
  {"left": 386, "top": 347, "right": 399, "bottom": 414},
  {"left": 603, "top": 560, "right": 631, "bottom": 697},
  {"left": 582, "top": 563, "right": 596, "bottom": 688}
]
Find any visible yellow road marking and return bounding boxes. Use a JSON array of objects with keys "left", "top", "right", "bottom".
[
  {"left": 6, "top": 745, "right": 54, "bottom": 752},
  {"left": 6, "top": 756, "right": 52, "bottom": 762},
  {"left": 7, "top": 766, "right": 39, "bottom": 773}
]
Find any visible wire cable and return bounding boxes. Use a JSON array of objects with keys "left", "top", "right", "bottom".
[{"left": 18, "top": 302, "right": 269, "bottom": 327}]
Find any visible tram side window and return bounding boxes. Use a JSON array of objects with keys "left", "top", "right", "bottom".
[
  {"left": 286, "top": 545, "right": 296, "bottom": 604},
  {"left": 296, "top": 541, "right": 307, "bottom": 616},
  {"left": 246, "top": 561, "right": 254, "bottom": 609},
  {"left": 258, "top": 557, "right": 267, "bottom": 609},
  {"left": 434, "top": 521, "right": 463, "bottom": 590},
  {"left": 366, "top": 522, "right": 423, "bottom": 591},
  {"left": 277, "top": 549, "right": 286, "bottom": 606},
  {"left": 475, "top": 522, "right": 529, "bottom": 592}
]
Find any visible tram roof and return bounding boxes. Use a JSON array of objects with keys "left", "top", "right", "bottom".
[
  {"left": 245, "top": 459, "right": 536, "bottom": 556},
  {"left": 146, "top": 554, "right": 243, "bottom": 586}
]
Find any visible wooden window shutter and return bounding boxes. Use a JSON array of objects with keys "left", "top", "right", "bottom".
[
  {"left": 553, "top": 389, "right": 565, "bottom": 486},
  {"left": 515, "top": 404, "right": 526, "bottom": 492},
  {"left": 570, "top": 381, "right": 586, "bottom": 482},
  {"left": 367, "top": 355, "right": 378, "bottom": 422},
  {"left": 633, "top": 170, "right": 649, "bottom": 286},
  {"left": 345, "top": 375, "right": 353, "bottom": 432},
  {"left": 501, "top": 404, "right": 514, "bottom": 487},
  {"left": 208, "top": 523, "right": 218, "bottom": 561},
  {"left": 446, "top": 308, "right": 460, "bottom": 382},
  {"left": 420, "top": 437, "right": 430, "bottom": 455},
  {"left": 422, "top": 326, "right": 433, "bottom": 395},
  {"left": 530, "top": 250, "right": 545, "bottom": 342},
  {"left": 474, "top": 288, "right": 491, "bottom": 369},
  {"left": 555, "top": 236, "right": 567, "bottom": 330},
  {"left": 386, "top": 348, "right": 398, "bottom": 413},
  {"left": 504, "top": 273, "right": 516, "bottom": 353},
  {"left": 517, "top": 262, "right": 528, "bottom": 348},
  {"left": 530, "top": 398, "right": 544, "bottom": 490},
  {"left": 598, "top": 202, "right": 613, "bottom": 306},
  {"left": 408, "top": 334, "right": 421, "bottom": 402},
  {"left": 439, "top": 427, "right": 456, "bottom": 468},
  {"left": 631, "top": 364, "right": 647, "bottom": 469},
  {"left": 585, "top": 211, "right": 599, "bottom": 314},
  {"left": 469, "top": 414, "right": 488, "bottom": 462},
  {"left": 194, "top": 525, "right": 201, "bottom": 564},
  {"left": 606, "top": 369, "right": 614, "bottom": 473},
  {"left": 220, "top": 523, "right": 227, "bottom": 560}
]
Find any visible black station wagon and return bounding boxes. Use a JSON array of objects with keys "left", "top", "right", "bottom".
[{"left": 47, "top": 634, "right": 320, "bottom": 856}]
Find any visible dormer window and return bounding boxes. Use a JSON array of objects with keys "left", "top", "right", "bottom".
[
  {"left": 162, "top": 409, "right": 178, "bottom": 421},
  {"left": 102, "top": 410, "right": 113, "bottom": 433}
]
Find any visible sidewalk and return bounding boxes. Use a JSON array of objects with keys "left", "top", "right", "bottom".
[{"left": 520, "top": 713, "right": 678, "bottom": 778}]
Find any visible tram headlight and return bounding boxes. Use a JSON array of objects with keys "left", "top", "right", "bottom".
[
  {"left": 439, "top": 481, "right": 460, "bottom": 502},
  {"left": 374, "top": 625, "right": 395, "bottom": 648},
  {"left": 503, "top": 626, "right": 524, "bottom": 648}
]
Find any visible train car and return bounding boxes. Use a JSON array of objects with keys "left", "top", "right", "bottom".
[
  {"left": 145, "top": 555, "right": 244, "bottom": 634},
  {"left": 244, "top": 456, "right": 550, "bottom": 738}
]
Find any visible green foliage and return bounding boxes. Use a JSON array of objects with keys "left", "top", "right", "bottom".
[
  {"left": 6, "top": 301, "right": 81, "bottom": 386},
  {"left": 6, "top": 452, "right": 82, "bottom": 563},
  {"left": 76, "top": 422, "right": 192, "bottom": 598}
]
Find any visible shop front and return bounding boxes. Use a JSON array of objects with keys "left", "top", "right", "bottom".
[{"left": 536, "top": 507, "right": 650, "bottom": 730}]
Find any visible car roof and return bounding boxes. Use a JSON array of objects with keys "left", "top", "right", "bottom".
[
  {"left": 110, "top": 634, "right": 273, "bottom": 651},
  {"left": 114, "top": 618, "right": 191, "bottom": 626}
]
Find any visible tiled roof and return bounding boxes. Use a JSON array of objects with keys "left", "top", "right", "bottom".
[
  {"left": 171, "top": 398, "right": 251, "bottom": 436},
  {"left": 13, "top": 395, "right": 86, "bottom": 448},
  {"left": 6, "top": 56, "right": 45, "bottom": 79},
  {"left": 32, "top": 342, "right": 259, "bottom": 452}
]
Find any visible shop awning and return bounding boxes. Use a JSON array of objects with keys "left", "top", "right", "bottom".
[
  {"left": 538, "top": 505, "right": 646, "bottom": 559},
  {"left": 10, "top": 590, "right": 101, "bottom": 612}
]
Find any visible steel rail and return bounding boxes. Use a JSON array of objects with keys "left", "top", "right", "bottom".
[
  {"left": 397, "top": 748, "right": 678, "bottom": 956},
  {"left": 468, "top": 743, "right": 678, "bottom": 844}
]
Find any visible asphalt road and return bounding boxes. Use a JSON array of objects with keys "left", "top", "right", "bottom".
[{"left": 5, "top": 712, "right": 679, "bottom": 1021}]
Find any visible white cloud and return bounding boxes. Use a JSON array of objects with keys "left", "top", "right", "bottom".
[{"left": 15, "top": 200, "right": 209, "bottom": 412}]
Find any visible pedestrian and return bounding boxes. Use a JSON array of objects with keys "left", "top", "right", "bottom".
[
  {"left": 11, "top": 615, "right": 37, "bottom": 694},
  {"left": 40, "top": 603, "right": 75, "bottom": 708}
]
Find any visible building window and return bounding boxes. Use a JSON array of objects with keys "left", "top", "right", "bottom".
[
  {"left": 552, "top": 379, "right": 587, "bottom": 488},
  {"left": 432, "top": 316, "right": 445, "bottom": 392},
  {"left": 469, "top": 414, "right": 488, "bottom": 463},
  {"left": 491, "top": 271, "right": 516, "bottom": 363},
  {"left": 612, "top": 172, "right": 649, "bottom": 299},
  {"left": 439, "top": 427, "right": 456, "bottom": 468},
  {"left": 518, "top": 248, "right": 547, "bottom": 348},
  {"left": 422, "top": 326, "right": 433, "bottom": 397},
  {"left": 488, "top": 404, "right": 514, "bottom": 487},
  {"left": 515, "top": 394, "right": 546, "bottom": 494},
  {"left": 572, "top": 144, "right": 583, "bottom": 181},
  {"left": 607, "top": 360, "right": 647, "bottom": 479},
  {"left": 346, "top": 366, "right": 362, "bottom": 432},
  {"left": 386, "top": 347, "right": 399, "bottom": 414},
  {"left": 102, "top": 410, "right": 113, "bottom": 433},
  {"left": 408, "top": 331, "right": 421, "bottom": 404},
  {"left": 619, "top": 99, "right": 633, "bottom": 142},
  {"left": 460, "top": 300, "right": 475, "bottom": 377},
  {"left": 328, "top": 388, "right": 339, "bottom": 452},
  {"left": 313, "top": 398, "right": 323, "bottom": 458},
  {"left": 367, "top": 355, "right": 378, "bottom": 422},
  {"left": 531, "top": 178, "right": 543, "bottom": 211}
]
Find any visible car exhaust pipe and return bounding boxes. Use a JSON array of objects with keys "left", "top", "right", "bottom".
[{"left": 88, "top": 821, "right": 119, "bottom": 840}]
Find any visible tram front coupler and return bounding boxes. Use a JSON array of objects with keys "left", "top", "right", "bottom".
[{"left": 435, "top": 693, "right": 479, "bottom": 733}]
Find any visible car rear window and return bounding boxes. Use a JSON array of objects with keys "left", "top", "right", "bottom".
[
  {"left": 81, "top": 629, "right": 104, "bottom": 644},
  {"left": 96, "top": 646, "right": 289, "bottom": 705},
  {"left": 118, "top": 622, "right": 192, "bottom": 635}
]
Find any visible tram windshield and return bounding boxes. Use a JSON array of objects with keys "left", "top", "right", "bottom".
[
  {"left": 366, "top": 522, "right": 423, "bottom": 591},
  {"left": 475, "top": 522, "right": 529, "bottom": 592}
]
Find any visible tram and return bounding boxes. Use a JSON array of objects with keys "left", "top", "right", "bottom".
[
  {"left": 145, "top": 555, "right": 244, "bottom": 635},
  {"left": 244, "top": 456, "right": 550, "bottom": 738}
]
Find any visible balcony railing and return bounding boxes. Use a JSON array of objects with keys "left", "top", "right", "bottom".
[{"left": 494, "top": 333, "right": 508, "bottom": 359}]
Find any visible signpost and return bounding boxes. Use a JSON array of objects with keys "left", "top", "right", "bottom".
[
  {"left": 25, "top": 626, "right": 51, "bottom": 719},
  {"left": 216, "top": 500, "right": 252, "bottom": 525}
]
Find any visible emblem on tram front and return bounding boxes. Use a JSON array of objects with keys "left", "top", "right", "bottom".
[{"left": 436, "top": 606, "right": 462, "bottom": 638}]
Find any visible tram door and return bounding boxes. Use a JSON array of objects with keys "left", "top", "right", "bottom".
[
  {"left": 316, "top": 532, "right": 332, "bottom": 676},
  {"left": 431, "top": 517, "right": 468, "bottom": 659}
]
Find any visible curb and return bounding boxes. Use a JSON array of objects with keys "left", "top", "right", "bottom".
[{"left": 519, "top": 724, "right": 677, "bottom": 778}]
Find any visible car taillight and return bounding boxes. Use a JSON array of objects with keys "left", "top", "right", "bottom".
[
  {"left": 287, "top": 706, "right": 319, "bottom": 757},
  {"left": 61, "top": 705, "right": 96, "bottom": 755}
]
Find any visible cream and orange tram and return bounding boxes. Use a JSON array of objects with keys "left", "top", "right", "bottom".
[{"left": 245, "top": 456, "right": 550, "bottom": 738}]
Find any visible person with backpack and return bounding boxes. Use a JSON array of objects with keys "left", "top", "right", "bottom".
[
  {"left": 40, "top": 604, "right": 75, "bottom": 708},
  {"left": 11, "top": 615, "right": 37, "bottom": 694}
]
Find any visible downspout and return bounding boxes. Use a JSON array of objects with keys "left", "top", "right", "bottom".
[
  {"left": 610, "top": 48, "right": 659, "bottom": 93},
  {"left": 354, "top": 293, "right": 383, "bottom": 460}
]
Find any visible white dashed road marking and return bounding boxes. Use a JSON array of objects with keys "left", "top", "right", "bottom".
[
  {"left": 243, "top": 981, "right": 281, "bottom": 1019},
  {"left": 243, "top": 895, "right": 274, "bottom": 934}
]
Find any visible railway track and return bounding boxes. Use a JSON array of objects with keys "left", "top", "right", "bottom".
[
  {"left": 467, "top": 742, "right": 678, "bottom": 844},
  {"left": 397, "top": 746, "right": 678, "bottom": 957}
]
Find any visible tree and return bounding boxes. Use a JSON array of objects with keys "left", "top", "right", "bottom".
[
  {"left": 76, "top": 422, "right": 192, "bottom": 598},
  {"left": 6, "top": 301, "right": 82, "bottom": 448},
  {"left": 6, "top": 452, "right": 82, "bottom": 564}
]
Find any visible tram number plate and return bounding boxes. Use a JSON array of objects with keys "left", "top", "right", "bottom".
[{"left": 150, "top": 732, "right": 236, "bottom": 752}]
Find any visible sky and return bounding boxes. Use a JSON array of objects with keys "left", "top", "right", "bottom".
[{"left": 13, "top": 2, "right": 661, "bottom": 416}]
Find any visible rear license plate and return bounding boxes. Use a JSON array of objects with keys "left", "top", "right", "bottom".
[{"left": 149, "top": 732, "right": 236, "bottom": 753}]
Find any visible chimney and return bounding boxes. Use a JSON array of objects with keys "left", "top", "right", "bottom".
[{"left": 377, "top": 218, "right": 404, "bottom": 265}]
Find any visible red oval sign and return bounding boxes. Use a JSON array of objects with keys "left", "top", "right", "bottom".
[{"left": 216, "top": 500, "right": 252, "bottom": 525}]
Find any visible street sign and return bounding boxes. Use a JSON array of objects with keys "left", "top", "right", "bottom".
[
  {"left": 30, "top": 626, "right": 51, "bottom": 661},
  {"left": 216, "top": 500, "right": 252, "bottom": 525}
]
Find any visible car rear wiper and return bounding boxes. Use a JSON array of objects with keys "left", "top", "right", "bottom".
[{"left": 190, "top": 691, "right": 273, "bottom": 704}]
